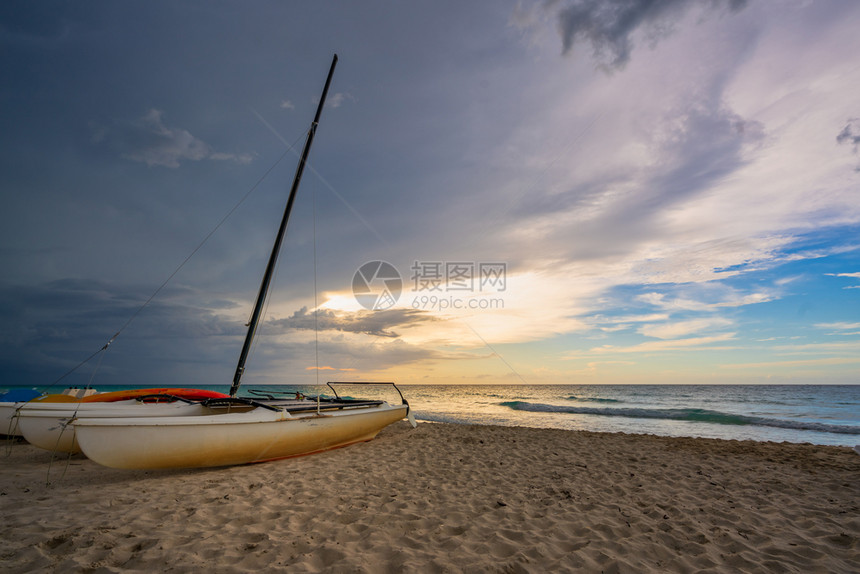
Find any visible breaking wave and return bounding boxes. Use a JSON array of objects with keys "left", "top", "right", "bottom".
[
  {"left": 499, "top": 401, "right": 860, "bottom": 436},
  {"left": 565, "top": 395, "right": 621, "bottom": 403}
]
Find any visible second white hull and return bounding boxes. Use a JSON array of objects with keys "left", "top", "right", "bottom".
[
  {"left": 17, "top": 401, "right": 212, "bottom": 454},
  {"left": 0, "top": 403, "right": 24, "bottom": 437}
]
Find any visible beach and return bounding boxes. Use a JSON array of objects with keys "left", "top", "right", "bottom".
[{"left": 2, "top": 421, "right": 858, "bottom": 573}]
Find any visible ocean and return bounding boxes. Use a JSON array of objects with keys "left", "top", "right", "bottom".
[
  {"left": 3, "top": 383, "right": 858, "bottom": 447},
  {"left": 402, "top": 384, "right": 860, "bottom": 447}
]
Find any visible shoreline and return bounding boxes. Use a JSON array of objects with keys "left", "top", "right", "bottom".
[
  {"left": 5, "top": 383, "right": 858, "bottom": 448},
  {"left": 2, "top": 422, "right": 858, "bottom": 572}
]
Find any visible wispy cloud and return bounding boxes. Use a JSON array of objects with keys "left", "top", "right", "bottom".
[
  {"left": 92, "top": 109, "right": 253, "bottom": 168},
  {"left": 826, "top": 271, "right": 860, "bottom": 289},
  {"left": 813, "top": 322, "right": 860, "bottom": 336},
  {"left": 826, "top": 272, "right": 860, "bottom": 278},
  {"left": 569, "top": 332, "right": 737, "bottom": 357},
  {"left": 815, "top": 322, "right": 860, "bottom": 331},
  {"left": 314, "top": 92, "right": 354, "bottom": 109},
  {"left": 771, "top": 341, "right": 860, "bottom": 355},
  {"left": 721, "top": 357, "right": 860, "bottom": 369},
  {"left": 638, "top": 317, "right": 733, "bottom": 339},
  {"left": 636, "top": 289, "right": 774, "bottom": 312}
]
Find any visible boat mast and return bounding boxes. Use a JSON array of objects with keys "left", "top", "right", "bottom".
[{"left": 230, "top": 54, "right": 338, "bottom": 397}]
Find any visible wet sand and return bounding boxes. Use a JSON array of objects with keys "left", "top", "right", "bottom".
[{"left": 2, "top": 421, "right": 858, "bottom": 572}]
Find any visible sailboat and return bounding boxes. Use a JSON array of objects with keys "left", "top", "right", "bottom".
[{"left": 71, "top": 54, "right": 414, "bottom": 469}]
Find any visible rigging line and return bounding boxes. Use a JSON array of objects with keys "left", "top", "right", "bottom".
[
  {"left": 242, "top": 225, "right": 285, "bottom": 380},
  {"left": 252, "top": 106, "right": 389, "bottom": 247},
  {"left": 46, "top": 343, "right": 113, "bottom": 388},
  {"left": 46, "top": 130, "right": 308, "bottom": 389},
  {"left": 63, "top": 347, "right": 110, "bottom": 427},
  {"left": 114, "top": 129, "right": 308, "bottom": 339},
  {"left": 312, "top": 176, "right": 320, "bottom": 387},
  {"left": 462, "top": 321, "right": 529, "bottom": 385},
  {"left": 304, "top": 162, "right": 389, "bottom": 247},
  {"left": 84, "top": 342, "right": 108, "bottom": 390}
]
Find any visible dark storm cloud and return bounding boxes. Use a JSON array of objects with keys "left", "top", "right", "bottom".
[
  {"left": 0, "top": 3, "right": 78, "bottom": 44},
  {"left": 0, "top": 278, "right": 242, "bottom": 385},
  {"left": 551, "top": 0, "right": 748, "bottom": 70},
  {"left": 836, "top": 119, "right": 860, "bottom": 148},
  {"left": 275, "top": 307, "right": 436, "bottom": 339},
  {"left": 643, "top": 101, "right": 764, "bottom": 205},
  {"left": 92, "top": 109, "right": 253, "bottom": 168},
  {"left": 508, "top": 95, "right": 764, "bottom": 260},
  {"left": 837, "top": 118, "right": 860, "bottom": 171}
]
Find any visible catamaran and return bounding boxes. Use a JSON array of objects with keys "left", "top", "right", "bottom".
[
  {"left": 70, "top": 54, "right": 414, "bottom": 469},
  {"left": 14, "top": 388, "right": 229, "bottom": 453}
]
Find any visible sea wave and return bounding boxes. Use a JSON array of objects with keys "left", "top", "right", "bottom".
[
  {"left": 565, "top": 395, "right": 621, "bottom": 403},
  {"left": 499, "top": 401, "right": 860, "bottom": 436}
]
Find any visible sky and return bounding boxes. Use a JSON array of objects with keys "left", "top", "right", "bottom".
[{"left": 1, "top": 0, "right": 859, "bottom": 388}]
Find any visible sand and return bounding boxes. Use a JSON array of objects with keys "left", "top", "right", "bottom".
[{"left": 1, "top": 421, "right": 858, "bottom": 573}]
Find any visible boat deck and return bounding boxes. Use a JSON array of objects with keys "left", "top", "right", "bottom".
[{"left": 206, "top": 395, "right": 387, "bottom": 414}]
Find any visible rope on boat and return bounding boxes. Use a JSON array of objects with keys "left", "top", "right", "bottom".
[
  {"left": 312, "top": 170, "right": 321, "bottom": 387},
  {"left": 3, "top": 410, "right": 22, "bottom": 455},
  {"left": 41, "top": 128, "right": 308, "bottom": 391},
  {"left": 45, "top": 418, "right": 76, "bottom": 487}
]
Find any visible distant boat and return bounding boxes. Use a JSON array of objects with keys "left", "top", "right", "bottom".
[{"left": 72, "top": 54, "right": 414, "bottom": 469}]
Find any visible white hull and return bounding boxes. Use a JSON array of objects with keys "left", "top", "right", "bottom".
[
  {"left": 1, "top": 388, "right": 89, "bottom": 437},
  {"left": 1, "top": 403, "right": 24, "bottom": 437},
  {"left": 74, "top": 403, "right": 409, "bottom": 469},
  {"left": 17, "top": 401, "right": 212, "bottom": 454}
]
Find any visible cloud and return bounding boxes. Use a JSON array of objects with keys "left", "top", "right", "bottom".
[
  {"left": 636, "top": 288, "right": 774, "bottom": 312},
  {"left": 826, "top": 272, "right": 860, "bottom": 278},
  {"left": 93, "top": 109, "right": 253, "bottom": 168},
  {"left": 0, "top": 4, "right": 72, "bottom": 45},
  {"left": 814, "top": 322, "right": 860, "bottom": 336},
  {"left": 836, "top": 119, "right": 860, "bottom": 148},
  {"left": 0, "top": 278, "right": 244, "bottom": 386},
  {"left": 720, "top": 357, "right": 860, "bottom": 369},
  {"left": 509, "top": 93, "right": 766, "bottom": 275},
  {"left": 771, "top": 340, "right": 860, "bottom": 355},
  {"left": 585, "top": 313, "right": 669, "bottom": 333},
  {"left": 547, "top": 0, "right": 749, "bottom": 71},
  {"left": 327, "top": 93, "right": 347, "bottom": 108},
  {"left": 280, "top": 100, "right": 295, "bottom": 110},
  {"left": 815, "top": 321, "right": 860, "bottom": 330},
  {"left": 572, "top": 332, "right": 737, "bottom": 356},
  {"left": 826, "top": 271, "right": 860, "bottom": 289},
  {"left": 638, "top": 317, "right": 733, "bottom": 339},
  {"left": 274, "top": 306, "right": 436, "bottom": 338},
  {"left": 837, "top": 118, "right": 860, "bottom": 170},
  {"left": 313, "top": 92, "right": 354, "bottom": 109}
]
